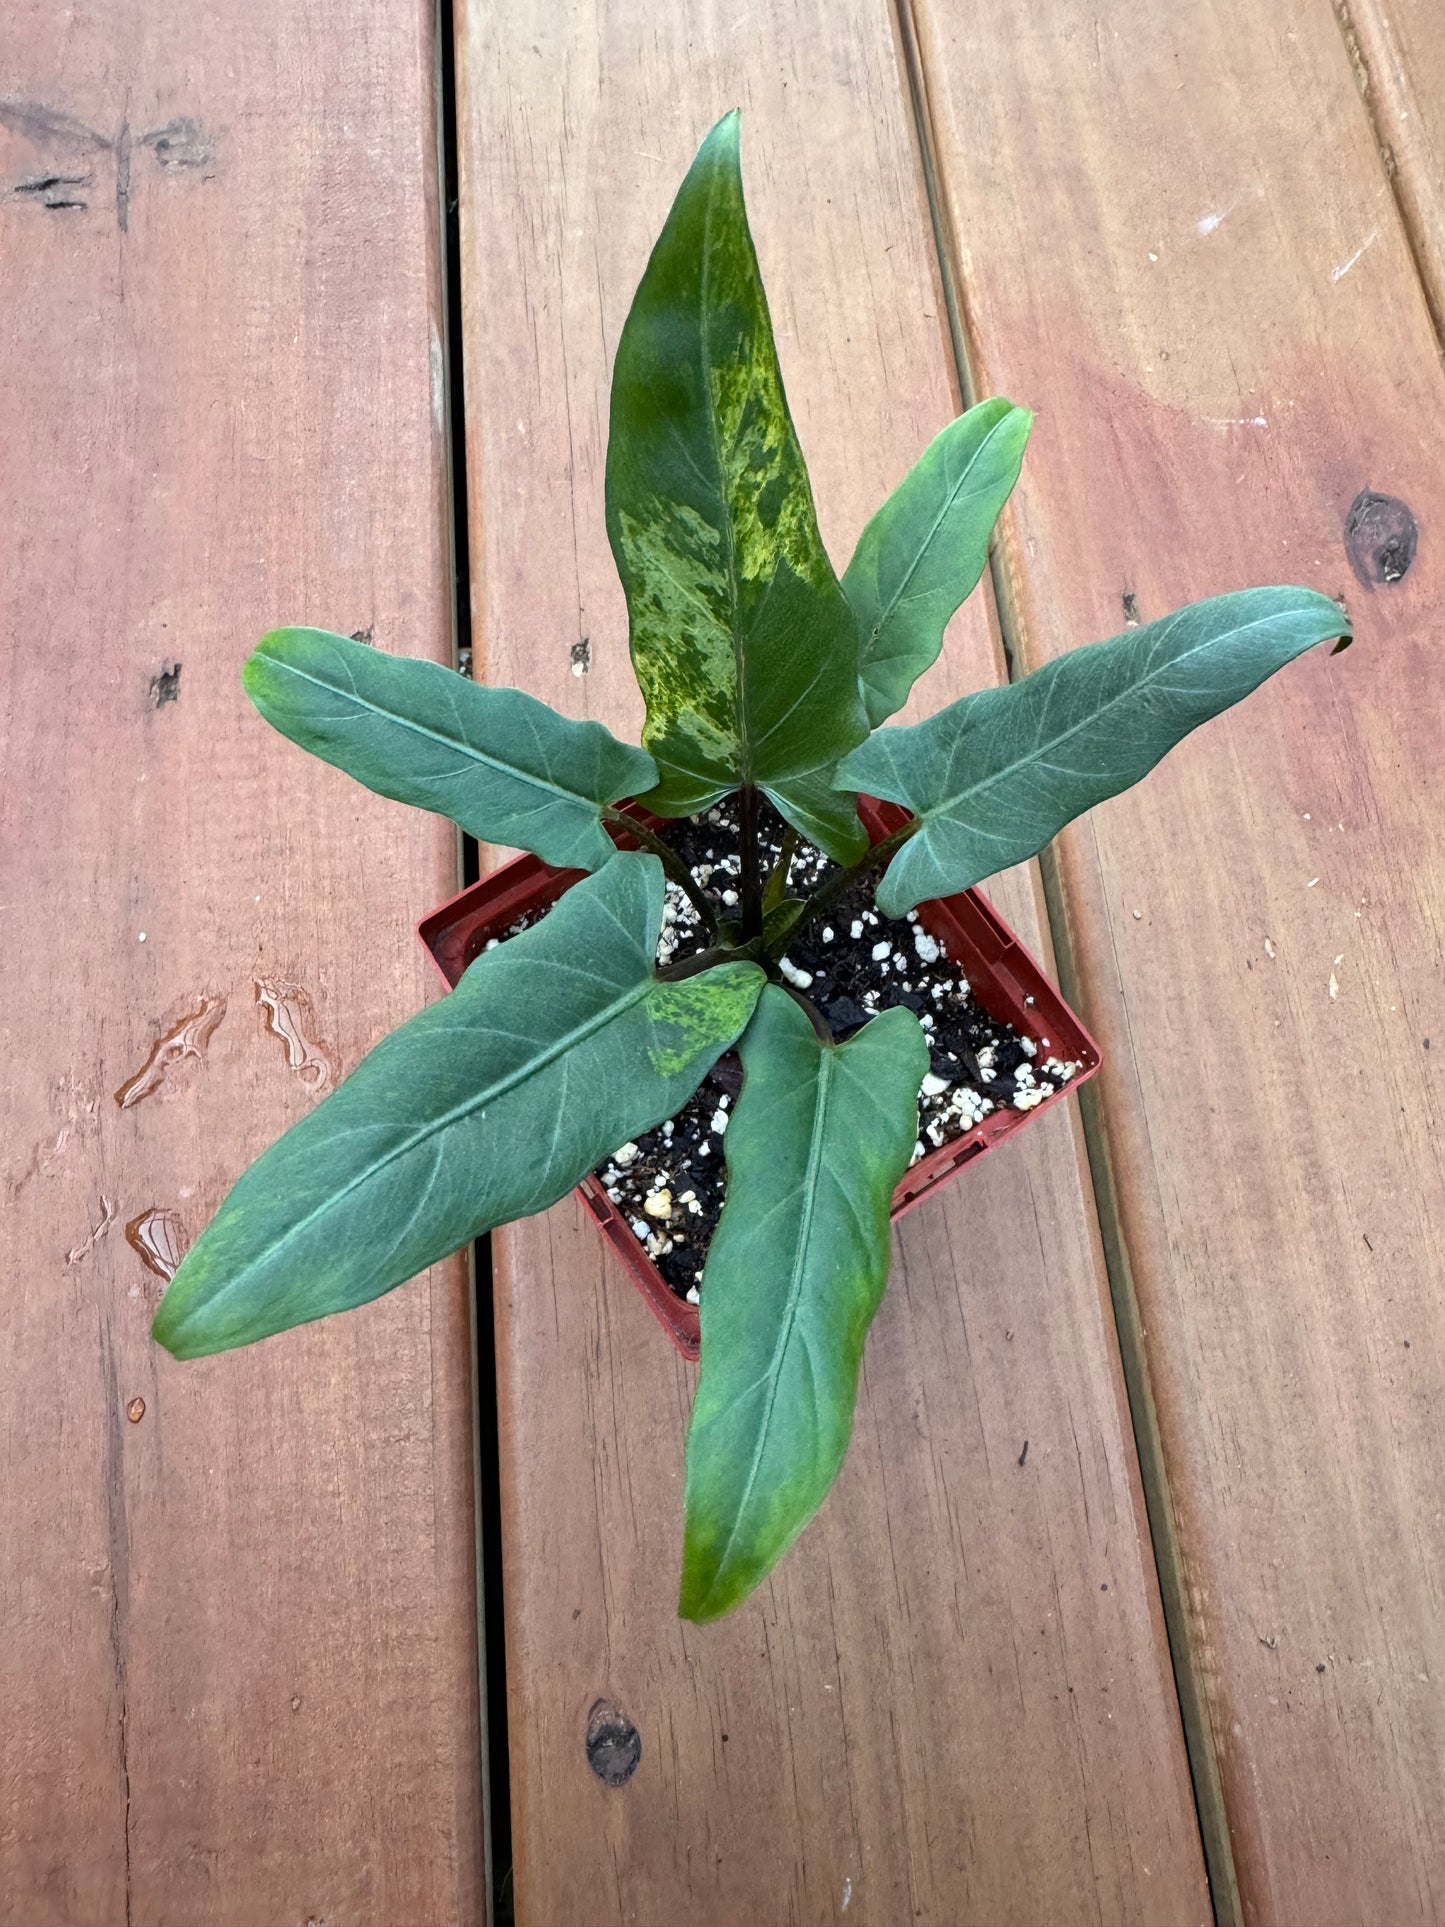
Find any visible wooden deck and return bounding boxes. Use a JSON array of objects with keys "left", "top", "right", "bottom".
[{"left": 3, "top": 0, "right": 1442, "bottom": 1922}]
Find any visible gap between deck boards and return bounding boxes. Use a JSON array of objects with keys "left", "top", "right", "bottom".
[{"left": 435, "top": 0, "right": 508, "bottom": 1918}]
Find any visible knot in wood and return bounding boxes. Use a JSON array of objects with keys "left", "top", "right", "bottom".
[{"left": 585, "top": 1698, "right": 641, "bottom": 1787}]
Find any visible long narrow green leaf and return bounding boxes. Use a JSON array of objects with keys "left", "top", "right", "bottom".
[
  {"left": 244, "top": 628, "right": 657, "bottom": 871},
  {"left": 680, "top": 989, "right": 927, "bottom": 1622},
  {"left": 605, "top": 111, "right": 869, "bottom": 861},
  {"left": 838, "top": 586, "right": 1351, "bottom": 916},
  {"left": 844, "top": 399, "right": 1032, "bottom": 727},
  {"left": 153, "top": 855, "right": 763, "bottom": 1358}
]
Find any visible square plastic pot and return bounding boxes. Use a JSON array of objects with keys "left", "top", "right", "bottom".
[{"left": 418, "top": 799, "right": 1101, "bottom": 1360}]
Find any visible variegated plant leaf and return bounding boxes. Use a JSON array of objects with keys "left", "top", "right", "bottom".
[{"left": 605, "top": 111, "right": 869, "bottom": 862}]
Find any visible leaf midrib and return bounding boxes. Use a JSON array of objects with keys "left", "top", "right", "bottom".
[
  {"left": 266, "top": 653, "right": 598, "bottom": 812},
  {"left": 916, "top": 604, "right": 1306, "bottom": 824}
]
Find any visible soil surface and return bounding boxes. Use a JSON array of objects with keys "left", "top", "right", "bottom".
[{"left": 588, "top": 799, "right": 1084, "bottom": 1302}]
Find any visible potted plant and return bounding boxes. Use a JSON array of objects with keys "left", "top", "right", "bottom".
[
  {"left": 153, "top": 112, "right": 1349, "bottom": 1621},
  {"left": 414, "top": 787, "right": 1102, "bottom": 1361}
]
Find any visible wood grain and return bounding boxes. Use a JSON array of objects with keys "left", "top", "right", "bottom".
[
  {"left": 456, "top": 3, "right": 1209, "bottom": 1921},
  {"left": 1337, "top": 0, "right": 1445, "bottom": 341},
  {"left": 908, "top": 0, "right": 1445, "bottom": 1918},
  {"left": 0, "top": 6, "right": 482, "bottom": 1923}
]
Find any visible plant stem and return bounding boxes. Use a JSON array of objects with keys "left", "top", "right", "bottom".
[
  {"left": 761, "top": 826, "right": 798, "bottom": 914},
  {"left": 781, "top": 814, "right": 922, "bottom": 947},
  {"left": 738, "top": 784, "right": 763, "bottom": 940},
  {"left": 603, "top": 810, "right": 718, "bottom": 937}
]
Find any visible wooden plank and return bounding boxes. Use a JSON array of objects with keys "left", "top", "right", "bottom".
[
  {"left": 905, "top": 0, "right": 1445, "bottom": 1918},
  {"left": 0, "top": 7, "right": 483, "bottom": 1924},
  {"left": 455, "top": 4, "right": 1209, "bottom": 1922},
  {"left": 1337, "top": 0, "right": 1445, "bottom": 340}
]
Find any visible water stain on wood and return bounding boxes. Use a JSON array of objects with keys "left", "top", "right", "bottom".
[
  {"left": 585, "top": 1699, "right": 642, "bottom": 1787},
  {"left": 13, "top": 172, "right": 91, "bottom": 211},
  {"left": 254, "top": 977, "right": 334, "bottom": 1090},
  {"left": 125, "top": 1208, "right": 189, "bottom": 1283},
  {"left": 115, "top": 121, "right": 131, "bottom": 231},
  {"left": 114, "top": 995, "right": 228, "bottom": 1109},
  {"left": 67, "top": 1194, "right": 117, "bottom": 1265},
  {"left": 1344, "top": 489, "right": 1418, "bottom": 588},
  {"left": 0, "top": 96, "right": 111, "bottom": 153},
  {"left": 140, "top": 118, "right": 213, "bottom": 171},
  {"left": 2, "top": 96, "right": 216, "bottom": 230}
]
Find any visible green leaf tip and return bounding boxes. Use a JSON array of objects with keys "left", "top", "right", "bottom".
[
  {"left": 845, "top": 397, "right": 1032, "bottom": 727},
  {"left": 678, "top": 991, "right": 927, "bottom": 1622},
  {"left": 242, "top": 626, "right": 656, "bottom": 872},
  {"left": 151, "top": 852, "right": 763, "bottom": 1361}
]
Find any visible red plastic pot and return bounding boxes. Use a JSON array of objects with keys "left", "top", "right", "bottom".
[{"left": 418, "top": 799, "right": 1100, "bottom": 1360}]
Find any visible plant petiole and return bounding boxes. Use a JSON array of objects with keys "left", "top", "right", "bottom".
[
  {"left": 603, "top": 809, "right": 719, "bottom": 938},
  {"left": 738, "top": 785, "right": 763, "bottom": 941},
  {"left": 770, "top": 814, "right": 923, "bottom": 957}
]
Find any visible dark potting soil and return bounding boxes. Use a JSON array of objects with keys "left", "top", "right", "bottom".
[{"left": 587, "top": 798, "right": 1084, "bottom": 1303}]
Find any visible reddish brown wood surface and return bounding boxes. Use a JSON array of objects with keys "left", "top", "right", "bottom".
[
  {"left": 456, "top": 3, "right": 1209, "bottom": 1922},
  {"left": 0, "top": 7, "right": 483, "bottom": 1923},
  {"left": 908, "top": 0, "right": 1445, "bottom": 1919}
]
